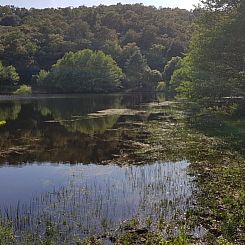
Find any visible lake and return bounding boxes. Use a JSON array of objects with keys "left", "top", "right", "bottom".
[{"left": 0, "top": 94, "right": 198, "bottom": 242}]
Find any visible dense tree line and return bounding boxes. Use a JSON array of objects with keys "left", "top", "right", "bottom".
[
  {"left": 0, "top": 4, "right": 194, "bottom": 92},
  {"left": 171, "top": 0, "right": 244, "bottom": 101}
]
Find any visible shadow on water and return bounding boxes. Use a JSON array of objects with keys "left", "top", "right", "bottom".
[{"left": 0, "top": 93, "right": 157, "bottom": 164}]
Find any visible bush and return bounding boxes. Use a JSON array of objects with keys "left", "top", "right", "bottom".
[
  {"left": 0, "top": 62, "right": 19, "bottom": 92},
  {"left": 14, "top": 85, "right": 32, "bottom": 95}
]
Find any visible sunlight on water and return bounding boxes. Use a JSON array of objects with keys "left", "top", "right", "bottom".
[{"left": 0, "top": 161, "right": 195, "bottom": 238}]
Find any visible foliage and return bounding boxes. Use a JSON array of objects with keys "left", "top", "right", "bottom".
[
  {"left": 201, "top": 0, "right": 241, "bottom": 10},
  {"left": 176, "top": 81, "right": 193, "bottom": 99},
  {"left": 0, "top": 223, "right": 16, "bottom": 245},
  {"left": 0, "top": 14, "right": 21, "bottom": 26},
  {"left": 0, "top": 61, "right": 19, "bottom": 88},
  {"left": 163, "top": 56, "right": 181, "bottom": 82},
  {"left": 0, "top": 4, "right": 193, "bottom": 87},
  {"left": 14, "top": 84, "right": 32, "bottom": 95},
  {"left": 123, "top": 49, "right": 162, "bottom": 91},
  {"left": 37, "top": 49, "right": 124, "bottom": 93},
  {"left": 115, "top": 229, "right": 189, "bottom": 245},
  {"left": 35, "top": 69, "right": 48, "bottom": 83},
  {"left": 144, "top": 44, "right": 167, "bottom": 70},
  {"left": 174, "top": 0, "right": 245, "bottom": 100},
  {"left": 143, "top": 68, "right": 163, "bottom": 90},
  {"left": 124, "top": 49, "right": 148, "bottom": 89}
]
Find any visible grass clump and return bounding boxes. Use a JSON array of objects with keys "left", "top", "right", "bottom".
[
  {"left": 141, "top": 103, "right": 245, "bottom": 244},
  {"left": 0, "top": 223, "right": 16, "bottom": 245},
  {"left": 115, "top": 230, "right": 189, "bottom": 245}
]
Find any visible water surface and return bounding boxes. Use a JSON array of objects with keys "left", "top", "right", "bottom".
[
  {"left": 0, "top": 93, "right": 156, "bottom": 164},
  {"left": 0, "top": 94, "right": 195, "bottom": 240},
  {"left": 0, "top": 161, "right": 194, "bottom": 238}
]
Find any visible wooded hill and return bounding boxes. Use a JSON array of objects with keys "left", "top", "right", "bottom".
[{"left": 0, "top": 4, "right": 194, "bottom": 92}]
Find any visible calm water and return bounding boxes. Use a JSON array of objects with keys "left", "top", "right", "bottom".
[
  {"left": 0, "top": 93, "right": 157, "bottom": 164},
  {"left": 0, "top": 162, "right": 194, "bottom": 237},
  {"left": 0, "top": 94, "right": 196, "bottom": 240}
]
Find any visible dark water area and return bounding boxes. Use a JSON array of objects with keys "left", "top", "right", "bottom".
[
  {"left": 0, "top": 93, "right": 198, "bottom": 240},
  {"left": 0, "top": 93, "right": 157, "bottom": 164}
]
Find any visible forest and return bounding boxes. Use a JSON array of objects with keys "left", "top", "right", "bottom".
[
  {"left": 0, "top": 4, "right": 194, "bottom": 93},
  {"left": 0, "top": 1, "right": 244, "bottom": 100}
]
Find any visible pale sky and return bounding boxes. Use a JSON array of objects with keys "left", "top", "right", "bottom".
[{"left": 0, "top": 0, "right": 200, "bottom": 10}]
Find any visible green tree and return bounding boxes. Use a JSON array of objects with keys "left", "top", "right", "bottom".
[
  {"left": 170, "top": 58, "right": 193, "bottom": 96},
  {"left": 120, "top": 42, "right": 141, "bottom": 68},
  {"left": 144, "top": 44, "right": 166, "bottom": 70},
  {"left": 201, "top": 0, "right": 241, "bottom": 10},
  {"left": 0, "top": 14, "right": 21, "bottom": 26},
  {"left": 0, "top": 26, "right": 38, "bottom": 81},
  {"left": 121, "top": 29, "right": 141, "bottom": 45},
  {"left": 0, "top": 61, "right": 19, "bottom": 91},
  {"left": 124, "top": 49, "right": 162, "bottom": 90},
  {"left": 0, "top": 4, "right": 193, "bottom": 89},
  {"left": 143, "top": 68, "right": 162, "bottom": 90},
  {"left": 101, "top": 40, "right": 122, "bottom": 62},
  {"left": 37, "top": 49, "right": 124, "bottom": 93},
  {"left": 163, "top": 56, "right": 181, "bottom": 81},
  {"left": 175, "top": 0, "right": 245, "bottom": 100},
  {"left": 124, "top": 49, "right": 148, "bottom": 90}
]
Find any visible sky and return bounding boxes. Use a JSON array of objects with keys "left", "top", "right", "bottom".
[{"left": 0, "top": 0, "right": 200, "bottom": 10}]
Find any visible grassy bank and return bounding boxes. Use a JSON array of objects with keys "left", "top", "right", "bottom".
[
  {"left": 104, "top": 101, "right": 244, "bottom": 243},
  {"left": 140, "top": 102, "right": 245, "bottom": 244}
]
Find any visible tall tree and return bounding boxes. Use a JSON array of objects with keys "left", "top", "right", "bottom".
[
  {"left": 0, "top": 61, "right": 19, "bottom": 91},
  {"left": 174, "top": 0, "right": 245, "bottom": 99},
  {"left": 37, "top": 49, "right": 124, "bottom": 93},
  {"left": 124, "top": 50, "right": 148, "bottom": 89}
]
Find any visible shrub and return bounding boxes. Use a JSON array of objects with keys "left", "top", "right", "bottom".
[{"left": 14, "top": 85, "right": 32, "bottom": 95}]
